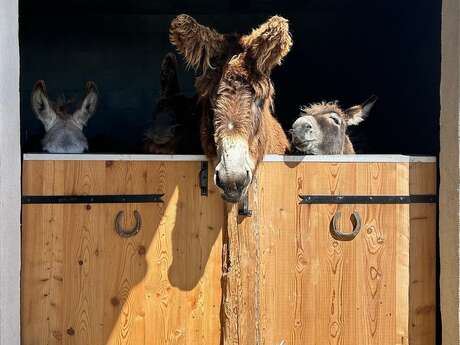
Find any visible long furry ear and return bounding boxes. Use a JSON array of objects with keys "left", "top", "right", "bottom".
[
  {"left": 242, "top": 16, "right": 293, "bottom": 75},
  {"left": 169, "top": 14, "right": 225, "bottom": 72},
  {"left": 73, "top": 81, "right": 98, "bottom": 128},
  {"left": 160, "top": 52, "right": 180, "bottom": 97},
  {"left": 344, "top": 95, "right": 378, "bottom": 126},
  {"left": 31, "top": 80, "right": 56, "bottom": 130}
]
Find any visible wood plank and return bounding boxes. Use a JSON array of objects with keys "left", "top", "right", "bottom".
[
  {"left": 408, "top": 160, "right": 436, "bottom": 345},
  {"left": 294, "top": 162, "right": 409, "bottom": 196},
  {"left": 21, "top": 204, "right": 65, "bottom": 345},
  {"left": 221, "top": 203, "right": 243, "bottom": 345},
  {"left": 408, "top": 205, "right": 436, "bottom": 345},
  {"left": 395, "top": 203, "right": 410, "bottom": 345},
  {"left": 409, "top": 163, "right": 437, "bottom": 195}
]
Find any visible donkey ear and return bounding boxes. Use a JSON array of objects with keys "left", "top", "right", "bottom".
[
  {"left": 344, "top": 95, "right": 378, "bottom": 126},
  {"left": 160, "top": 52, "right": 180, "bottom": 97},
  {"left": 73, "top": 81, "right": 98, "bottom": 127},
  {"left": 242, "top": 16, "right": 293, "bottom": 75},
  {"left": 31, "top": 80, "right": 56, "bottom": 130},
  {"left": 169, "top": 14, "right": 225, "bottom": 71}
]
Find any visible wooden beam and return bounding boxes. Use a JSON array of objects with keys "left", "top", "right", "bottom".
[{"left": 440, "top": 0, "right": 460, "bottom": 342}]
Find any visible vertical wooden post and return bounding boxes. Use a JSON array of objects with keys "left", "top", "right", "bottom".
[
  {"left": 221, "top": 204, "right": 242, "bottom": 345},
  {"left": 440, "top": 0, "right": 460, "bottom": 342},
  {"left": 221, "top": 179, "right": 261, "bottom": 345}
]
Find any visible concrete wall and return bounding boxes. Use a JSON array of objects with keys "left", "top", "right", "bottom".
[
  {"left": 0, "top": 0, "right": 21, "bottom": 344},
  {"left": 440, "top": 0, "right": 460, "bottom": 343}
]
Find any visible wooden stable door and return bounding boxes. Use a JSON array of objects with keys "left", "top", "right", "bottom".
[
  {"left": 21, "top": 157, "right": 436, "bottom": 345},
  {"left": 227, "top": 161, "right": 436, "bottom": 345},
  {"left": 21, "top": 160, "right": 224, "bottom": 345}
]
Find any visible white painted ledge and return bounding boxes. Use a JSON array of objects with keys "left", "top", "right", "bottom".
[{"left": 23, "top": 153, "right": 436, "bottom": 163}]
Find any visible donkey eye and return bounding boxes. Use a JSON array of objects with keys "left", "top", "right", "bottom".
[{"left": 330, "top": 116, "right": 341, "bottom": 126}]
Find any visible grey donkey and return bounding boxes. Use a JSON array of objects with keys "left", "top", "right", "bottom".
[
  {"left": 31, "top": 80, "right": 98, "bottom": 153},
  {"left": 290, "top": 96, "right": 377, "bottom": 154}
]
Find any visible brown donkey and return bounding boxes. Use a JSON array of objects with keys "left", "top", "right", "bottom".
[
  {"left": 290, "top": 96, "right": 377, "bottom": 154},
  {"left": 170, "top": 14, "right": 292, "bottom": 202},
  {"left": 145, "top": 52, "right": 200, "bottom": 154}
]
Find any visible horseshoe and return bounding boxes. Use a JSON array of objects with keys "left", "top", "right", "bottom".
[
  {"left": 330, "top": 211, "right": 362, "bottom": 241},
  {"left": 115, "top": 210, "right": 142, "bottom": 238}
]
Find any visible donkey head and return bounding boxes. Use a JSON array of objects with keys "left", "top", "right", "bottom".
[
  {"left": 290, "top": 96, "right": 377, "bottom": 154},
  {"left": 170, "top": 14, "right": 292, "bottom": 202},
  {"left": 31, "top": 80, "right": 98, "bottom": 153},
  {"left": 145, "top": 52, "right": 197, "bottom": 154}
]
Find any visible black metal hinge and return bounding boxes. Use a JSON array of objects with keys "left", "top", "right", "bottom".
[
  {"left": 199, "top": 161, "right": 208, "bottom": 196},
  {"left": 238, "top": 195, "right": 253, "bottom": 217},
  {"left": 22, "top": 194, "right": 164, "bottom": 204},
  {"left": 299, "top": 194, "right": 437, "bottom": 205}
]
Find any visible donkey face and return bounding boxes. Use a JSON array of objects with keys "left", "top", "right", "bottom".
[
  {"left": 145, "top": 53, "right": 197, "bottom": 154},
  {"left": 31, "top": 80, "right": 98, "bottom": 153},
  {"left": 290, "top": 96, "right": 377, "bottom": 154},
  {"left": 147, "top": 53, "right": 181, "bottom": 150},
  {"left": 170, "top": 15, "right": 292, "bottom": 202}
]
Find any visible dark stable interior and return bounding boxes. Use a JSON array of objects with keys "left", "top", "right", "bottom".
[{"left": 19, "top": 0, "right": 441, "bottom": 154}]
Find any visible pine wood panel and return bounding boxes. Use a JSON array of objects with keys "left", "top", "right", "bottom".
[
  {"left": 252, "top": 163, "right": 408, "bottom": 345},
  {"left": 409, "top": 204, "right": 437, "bottom": 345},
  {"left": 224, "top": 161, "right": 434, "bottom": 345},
  {"left": 408, "top": 161, "right": 437, "bottom": 345},
  {"left": 22, "top": 161, "right": 224, "bottom": 345},
  {"left": 23, "top": 159, "right": 436, "bottom": 345},
  {"left": 291, "top": 162, "right": 409, "bottom": 196},
  {"left": 409, "top": 162, "right": 437, "bottom": 195}
]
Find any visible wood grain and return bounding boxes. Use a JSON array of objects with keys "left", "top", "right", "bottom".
[
  {"left": 224, "top": 161, "right": 433, "bottom": 345},
  {"left": 409, "top": 162, "right": 437, "bottom": 195},
  {"left": 408, "top": 161, "right": 437, "bottom": 345},
  {"left": 22, "top": 159, "right": 436, "bottom": 345},
  {"left": 22, "top": 161, "right": 224, "bottom": 345}
]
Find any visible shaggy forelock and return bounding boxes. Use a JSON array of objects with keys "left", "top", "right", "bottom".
[
  {"left": 214, "top": 79, "right": 254, "bottom": 139},
  {"left": 300, "top": 101, "right": 346, "bottom": 118}
]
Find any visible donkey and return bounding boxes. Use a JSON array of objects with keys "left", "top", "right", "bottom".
[
  {"left": 31, "top": 80, "right": 98, "bottom": 153},
  {"left": 170, "top": 14, "right": 292, "bottom": 202},
  {"left": 145, "top": 52, "right": 200, "bottom": 154},
  {"left": 289, "top": 96, "right": 377, "bottom": 154}
]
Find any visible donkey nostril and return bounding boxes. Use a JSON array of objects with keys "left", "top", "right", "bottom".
[
  {"left": 215, "top": 171, "right": 224, "bottom": 189},
  {"left": 236, "top": 171, "right": 251, "bottom": 192}
]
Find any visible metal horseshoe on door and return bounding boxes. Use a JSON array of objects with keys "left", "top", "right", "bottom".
[
  {"left": 115, "top": 210, "right": 142, "bottom": 238},
  {"left": 330, "top": 211, "right": 362, "bottom": 241}
]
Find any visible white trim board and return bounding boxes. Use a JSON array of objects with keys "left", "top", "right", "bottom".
[{"left": 23, "top": 153, "right": 436, "bottom": 163}]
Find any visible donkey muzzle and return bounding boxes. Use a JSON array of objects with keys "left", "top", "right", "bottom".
[
  {"left": 215, "top": 168, "right": 251, "bottom": 203},
  {"left": 214, "top": 138, "right": 254, "bottom": 203}
]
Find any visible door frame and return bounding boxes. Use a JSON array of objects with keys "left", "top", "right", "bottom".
[
  {"left": 0, "top": 0, "right": 458, "bottom": 343},
  {"left": 0, "top": 0, "right": 21, "bottom": 344},
  {"left": 439, "top": 0, "right": 460, "bottom": 343}
]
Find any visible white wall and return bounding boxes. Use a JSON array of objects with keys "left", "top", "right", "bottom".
[{"left": 0, "top": 0, "right": 21, "bottom": 344}]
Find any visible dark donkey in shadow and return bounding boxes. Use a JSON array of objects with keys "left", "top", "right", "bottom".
[{"left": 145, "top": 52, "right": 201, "bottom": 154}]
